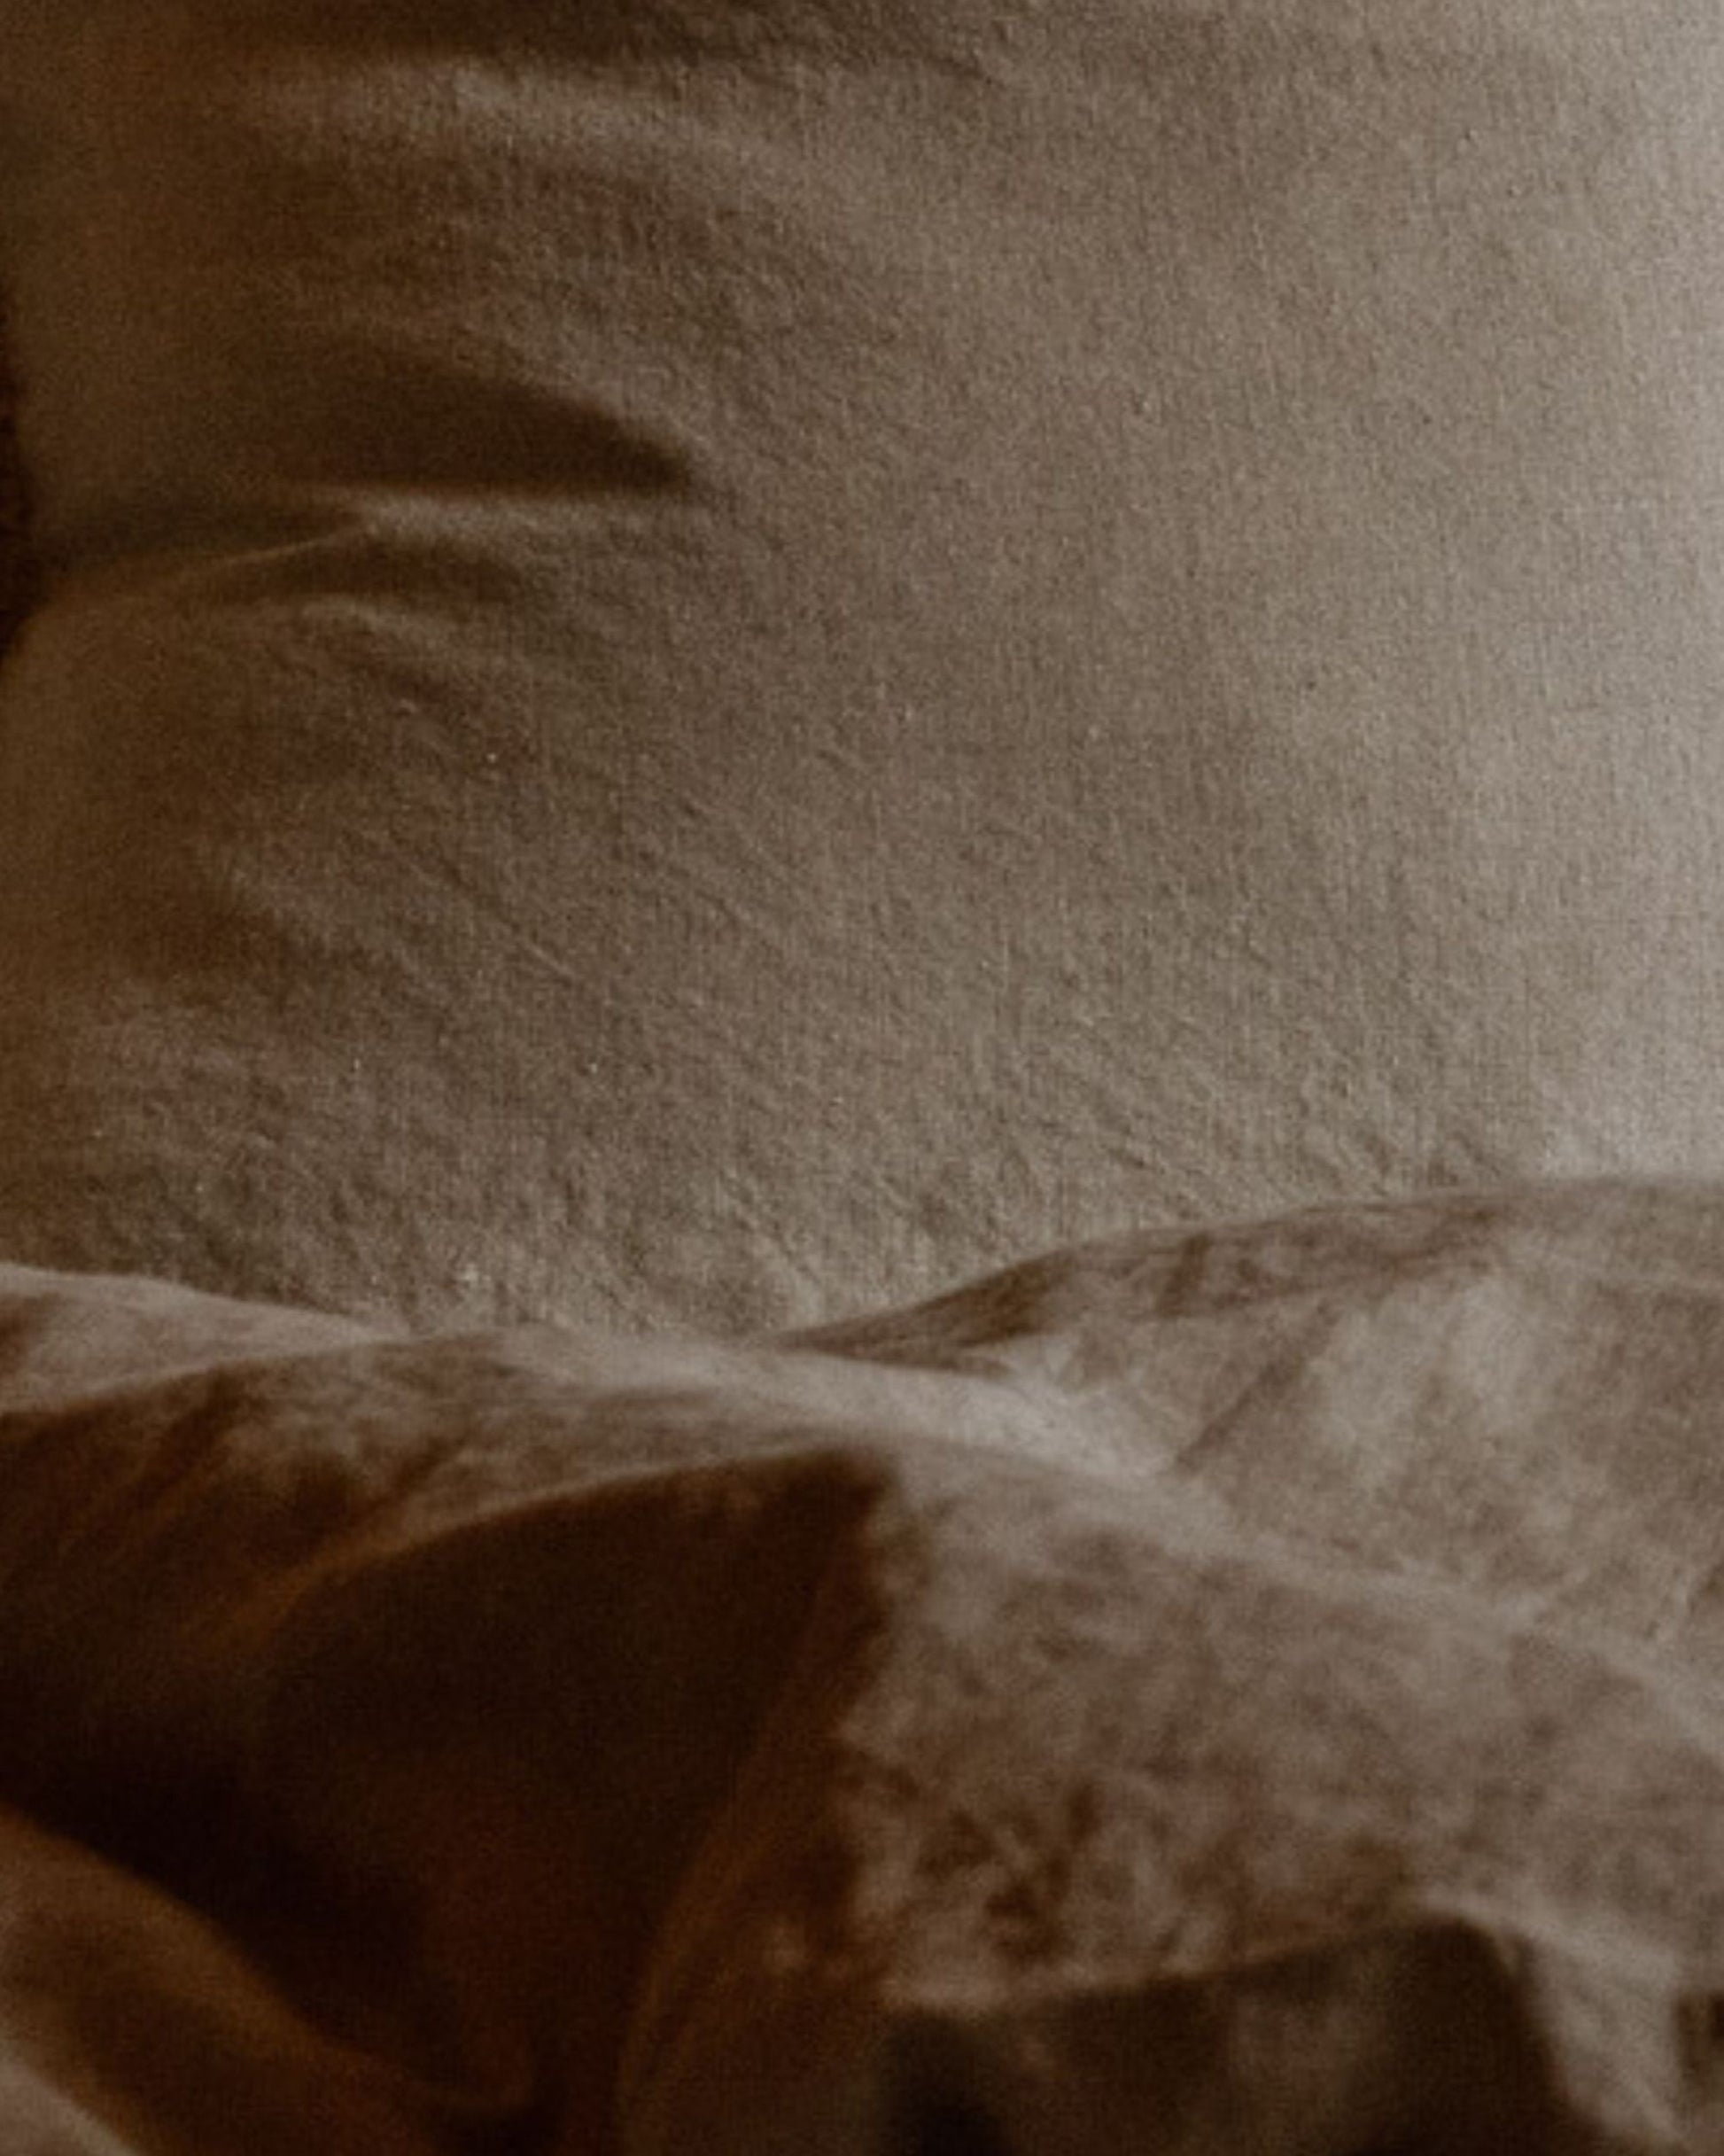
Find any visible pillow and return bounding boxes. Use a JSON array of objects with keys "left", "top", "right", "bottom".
[
  {"left": 2, "top": 1178, "right": 1723, "bottom": 2150},
  {"left": 4, "top": 3, "right": 1724, "bottom": 1331}
]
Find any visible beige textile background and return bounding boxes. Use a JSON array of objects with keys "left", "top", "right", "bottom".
[{"left": 4, "top": 3, "right": 1724, "bottom": 1333}]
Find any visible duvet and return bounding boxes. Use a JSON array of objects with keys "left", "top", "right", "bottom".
[{"left": 3, "top": 1177, "right": 1724, "bottom": 2152}]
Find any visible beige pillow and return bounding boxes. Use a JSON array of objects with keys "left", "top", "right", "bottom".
[{"left": 3, "top": 3, "right": 1724, "bottom": 1330}]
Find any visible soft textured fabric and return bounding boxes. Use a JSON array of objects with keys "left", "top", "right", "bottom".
[
  {"left": 0, "top": 302, "right": 30, "bottom": 662},
  {"left": 5, "top": 4, "right": 1724, "bottom": 1333},
  {"left": 0, "top": 1179, "right": 1723, "bottom": 2151}
]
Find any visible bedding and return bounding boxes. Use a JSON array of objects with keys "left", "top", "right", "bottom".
[
  {"left": 8, "top": 4, "right": 1724, "bottom": 2150},
  {"left": 6, "top": 4, "right": 1724, "bottom": 1333},
  {"left": 0, "top": 1177, "right": 1722, "bottom": 2152}
]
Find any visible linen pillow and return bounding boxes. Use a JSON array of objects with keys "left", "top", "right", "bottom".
[{"left": 4, "top": 2, "right": 1724, "bottom": 1331}]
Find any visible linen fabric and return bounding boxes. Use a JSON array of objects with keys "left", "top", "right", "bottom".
[
  {"left": 4, "top": 3, "right": 1724, "bottom": 1333},
  {"left": 0, "top": 1179, "right": 1721, "bottom": 2151}
]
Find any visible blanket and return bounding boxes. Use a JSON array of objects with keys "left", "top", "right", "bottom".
[{"left": 4, "top": 1177, "right": 1724, "bottom": 2151}]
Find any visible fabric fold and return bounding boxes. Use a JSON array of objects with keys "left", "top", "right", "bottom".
[{"left": 3, "top": 1184, "right": 1724, "bottom": 2146}]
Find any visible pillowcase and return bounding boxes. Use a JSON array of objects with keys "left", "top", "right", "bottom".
[{"left": 3, "top": 2, "right": 1724, "bottom": 1331}]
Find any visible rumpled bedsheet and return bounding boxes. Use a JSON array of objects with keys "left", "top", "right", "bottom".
[{"left": 4, "top": 1177, "right": 1724, "bottom": 2152}]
